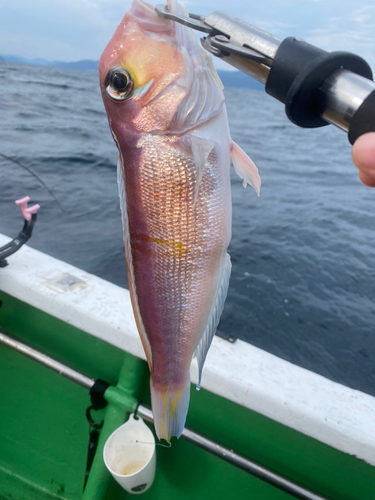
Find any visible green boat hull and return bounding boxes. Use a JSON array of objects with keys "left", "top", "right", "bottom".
[{"left": 1, "top": 291, "right": 374, "bottom": 500}]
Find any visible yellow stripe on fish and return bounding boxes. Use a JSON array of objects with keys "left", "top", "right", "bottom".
[{"left": 140, "top": 235, "right": 188, "bottom": 257}]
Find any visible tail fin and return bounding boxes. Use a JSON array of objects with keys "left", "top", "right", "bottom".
[{"left": 150, "top": 378, "right": 190, "bottom": 442}]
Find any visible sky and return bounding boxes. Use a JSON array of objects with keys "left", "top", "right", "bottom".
[{"left": 1, "top": 0, "right": 375, "bottom": 72}]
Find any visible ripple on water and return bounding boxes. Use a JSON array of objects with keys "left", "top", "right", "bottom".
[{"left": 0, "top": 63, "right": 374, "bottom": 396}]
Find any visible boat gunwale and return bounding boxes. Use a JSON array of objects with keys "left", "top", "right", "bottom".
[{"left": 0, "top": 232, "right": 374, "bottom": 467}]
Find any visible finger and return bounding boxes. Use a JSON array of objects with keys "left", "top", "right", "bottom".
[
  {"left": 358, "top": 170, "right": 375, "bottom": 187},
  {"left": 352, "top": 132, "right": 375, "bottom": 175}
]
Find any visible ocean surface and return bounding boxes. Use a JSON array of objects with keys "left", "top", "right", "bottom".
[{"left": 1, "top": 62, "right": 374, "bottom": 396}]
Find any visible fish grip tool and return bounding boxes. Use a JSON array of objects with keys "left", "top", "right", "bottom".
[
  {"left": 156, "top": 5, "right": 375, "bottom": 144},
  {"left": 264, "top": 38, "right": 372, "bottom": 133}
]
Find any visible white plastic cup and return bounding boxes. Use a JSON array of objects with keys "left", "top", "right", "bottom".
[{"left": 103, "top": 414, "right": 156, "bottom": 495}]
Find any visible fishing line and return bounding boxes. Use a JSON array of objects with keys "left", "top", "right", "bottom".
[
  {"left": 0, "top": 152, "right": 65, "bottom": 213},
  {"left": 136, "top": 440, "right": 172, "bottom": 449}
]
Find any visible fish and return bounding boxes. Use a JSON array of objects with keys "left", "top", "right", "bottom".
[{"left": 99, "top": 0, "right": 261, "bottom": 441}]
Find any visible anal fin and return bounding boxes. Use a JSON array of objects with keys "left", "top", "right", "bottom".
[
  {"left": 195, "top": 253, "right": 232, "bottom": 389},
  {"left": 230, "top": 140, "right": 261, "bottom": 196}
]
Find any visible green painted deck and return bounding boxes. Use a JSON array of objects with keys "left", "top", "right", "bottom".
[{"left": 0, "top": 291, "right": 374, "bottom": 500}]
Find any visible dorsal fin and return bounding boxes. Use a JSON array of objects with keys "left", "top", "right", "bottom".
[{"left": 117, "top": 158, "right": 153, "bottom": 370}]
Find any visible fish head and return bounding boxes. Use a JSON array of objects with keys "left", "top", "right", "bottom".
[{"left": 98, "top": 0, "right": 224, "bottom": 138}]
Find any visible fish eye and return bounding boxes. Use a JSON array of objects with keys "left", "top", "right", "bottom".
[{"left": 105, "top": 67, "right": 134, "bottom": 101}]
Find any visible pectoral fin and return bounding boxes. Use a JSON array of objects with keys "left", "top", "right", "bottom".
[
  {"left": 230, "top": 140, "right": 261, "bottom": 196},
  {"left": 190, "top": 135, "right": 214, "bottom": 207},
  {"left": 195, "top": 253, "right": 232, "bottom": 389}
]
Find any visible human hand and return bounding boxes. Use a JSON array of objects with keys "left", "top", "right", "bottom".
[{"left": 352, "top": 132, "right": 375, "bottom": 187}]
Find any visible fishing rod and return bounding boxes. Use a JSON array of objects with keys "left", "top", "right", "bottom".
[
  {"left": 0, "top": 153, "right": 65, "bottom": 212},
  {"left": 0, "top": 154, "right": 65, "bottom": 266},
  {"left": 156, "top": 6, "right": 375, "bottom": 145}
]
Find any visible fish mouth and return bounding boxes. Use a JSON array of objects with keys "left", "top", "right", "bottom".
[{"left": 130, "top": 0, "right": 173, "bottom": 33}]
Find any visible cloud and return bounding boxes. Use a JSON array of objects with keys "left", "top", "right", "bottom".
[
  {"left": 0, "top": 0, "right": 374, "bottom": 76},
  {"left": 0, "top": 0, "right": 133, "bottom": 60},
  {"left": 305, "top": 5, "right": 375, "bottom": 69},
  {"left": 0, "top": 32, "right": 81, "bottom": 61}
]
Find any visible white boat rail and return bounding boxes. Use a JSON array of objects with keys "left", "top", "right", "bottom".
[{"left": 0, "top": 232, "right": 374, "bottom": 467}]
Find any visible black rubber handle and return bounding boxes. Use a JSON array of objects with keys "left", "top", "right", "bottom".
[
  {"left": 348, "top": 90, "right": 375, "bottom": 145},
  {"left": 266, "top": 37, "right": 373, "bottom": 131}
]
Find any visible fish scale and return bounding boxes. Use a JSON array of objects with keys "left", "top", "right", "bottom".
[
  {"left": 133, "top": 137, "right": 225, "bottom": 339},
  {"left": 123, "top": 133, "right": 230, "bottom": 432}
]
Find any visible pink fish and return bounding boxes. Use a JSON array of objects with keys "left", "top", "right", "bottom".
[{"left": 99, "top": 0, "right": 260, "bottom": 441}]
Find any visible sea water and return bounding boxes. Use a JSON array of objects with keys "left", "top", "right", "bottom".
[{"left": 0, "top": 62, "right": 374, "bottom": 396}]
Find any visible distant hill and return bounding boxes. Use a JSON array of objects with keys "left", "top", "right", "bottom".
[
  {"left": 0, "top": 54, "right": 263, "bottom": 90},
  {"left": 51, "top": 59, "right": 99, "bottom": 71},
  {"left": 0, "top": 54, "right": 51, "bottom": 66}
]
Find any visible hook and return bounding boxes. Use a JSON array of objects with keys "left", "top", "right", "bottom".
[{"left": 86, "top": 405, "right": 104, "bottom": 430}]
